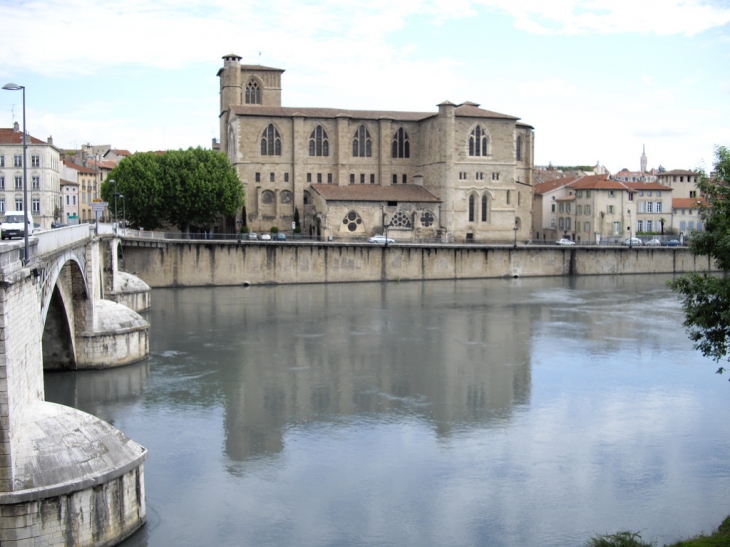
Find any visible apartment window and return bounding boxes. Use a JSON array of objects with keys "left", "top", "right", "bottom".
[
  {"left": 689, "top": 191, "right": 697, "bottom": 198},
  {"left": 370, "top": 174, "right": 375, "bottom": 184},
  {"left": 565, "top": 203, "right": 571, "bottom": 214},
  {"left": 66, "top": 195, "right": 69, "bottom": 205},
  {"left": 646, "top": 220, "right": 653, "bottom": 232},
  {"left": 0, "top": 176, "right": 4, "bottom": 190},
  {"left": 14, "top": 155, "right": 22, "bottom": 167},
  {"left": 492, "top": 172, "right": 499, "bottom": 181},
  {"left": 656, "top": 202, "right": 662, "bottom": 213},
  {"left": 307, "top": 173, "right": 312, "bottom": 183},
  {"left": 558, "top": 203, "right": 564, "bottom": 213},
  {"left": 559, "top": 217, "right": 564, "bottom": 229},
  {"left": 639, "top": 191, "right": 644, "bottom": 197},
  {"left": 0, "top": 156, "right": 4, "bottom": 167},
  {"left": 392, "top": 127, "right": 410, "bottom": 158},
  {"left": 585, "top": 205, "right": 591, "bottom": 215},
  {"left": 255, "top": 172, "right": 261, "bottom": 182},
  {"left": 31, "top": 155, "right": 40, "bottom": 167},
  {"left": 628, "top": 192, "right": 634, "bottom": 201},
  {"left": 328, "top": 173, "right": 333, "bottom": 184},
  {"left": 0, "top": 199, "right": 4, "bottom": 212},
  {"left": 15, "top": 198, "right": 23, "bottom": 210},
  {"left": 32, "top": 198, "right": 40, "bottom": 214},
  {"left": 270, "top": 172, "right": 275, "bottom": 182},
  {"left": 73, "top": 195, "right": 76, "bottom": 205},
  {"left": 550, "top": 218, "right": 556, "bottom": 228},
  {"left": 613, "top": 221, "right": 620, "bottom": 235},
  {"left": 608, "top": 205, "right": 614, "bottom": 214},
  {"left": 647, "top": 191, "right": 652, "bottom": 197},
  {"left": 637, "top": 220, "right": 643, "bottom": 232},
  {"left": 609, "top": 190, "right": 616, "bottom": 197},
  {"left": 638, "top": 202, "right": 645, "bottom": 213},
  {"left": 353, "top": 125, "right": 372, "bottom": 157},
  {"left": 565, "top": 218, "right": 571, "bottom": 230},
  {"left": 584, "top": 222, "right": 590, "bottom": 232},
  {"left": 551, "top": 203, "right": 555, "bottom": 212},
  {"left": 15, "top": 176, "right": 22, "bottom": 190},
  {"left": 586, "top": 190, "right": 591, "bottom": 197},
  {"left": 360, "top": 174, "right": 365, "bottom": 184},
  {"left": 284, "top": 173, "right": 289, "bottom": 182},
  {"left": 646, "top": 202, "right": 653, "bottom": 213},
  {"left": 402, "top": 174, "right": 407, "bottom": 184},
  {"left": 577, "top": 205, "right": 582, "bottom": 215},
  {"left": 655, "top": 191, "right": 661, "bottom": 197},
  {"left": 350, "top": 174, "right": 355, "bottom": 184},
  {"left": 393, "top": 174, "right": 398, "bottom": 184},
  {"left": 317, "top": 173, "right": 322, "bottom": 183}
]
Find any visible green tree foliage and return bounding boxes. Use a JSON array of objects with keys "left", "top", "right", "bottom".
[
  {"left": 670, "top": 146, "right": 730, "bottom": 370},
  {"left": 101, "top": 148, "right": 243, "bottom": 232}
]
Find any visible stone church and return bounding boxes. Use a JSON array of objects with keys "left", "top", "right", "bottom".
[{"left": 218, "top": 54, "right": 534, "bottom": 242}]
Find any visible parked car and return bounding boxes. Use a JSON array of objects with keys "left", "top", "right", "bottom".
[
  {"left": 646, "top": 238, "right": 662, "bottom": 246},
  {"left": 368, "top": 235, "right": 395, "bottom": 244},
  {"left": 664, "top": 239, "right": 681, "bottom": 247},
  {"left": 622, "top": 237, "right": 643, "bottom": 246},
  {"left": 556, "top": 238, "right": 576, "bottom": 246},
  {"left": 51, "top": 221, "right": 65, "bottom": 229},
  {"left": 246, "top": 232, "right": 258, "bottom": 240},
  {"left": 260, "top": 233, "right": 272, "bottom": 241},
  {"left": 275, "top": 233, "right": 287, "bottom": 241}
]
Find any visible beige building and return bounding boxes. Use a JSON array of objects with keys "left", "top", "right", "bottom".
[
  {"left": 0, "top": 124, "right": 62, "bottom": 228},
  {"left": 218, "top": 54, "right": 534, "bottom": 242},
  {"left": 62, "top": 160, "right": 98, "bottom": 222}
]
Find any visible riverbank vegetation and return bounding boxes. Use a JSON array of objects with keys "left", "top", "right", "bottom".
[{"left": 586, "top": 516, "right": 730, "bottom": 546}]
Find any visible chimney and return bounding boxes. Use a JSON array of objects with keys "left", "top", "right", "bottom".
[
  {"left": 47, "top": 136, "right": 53, "bottom": 145},
  {"left": 13, "top": 121, "right": 19, "bottom": 132}
]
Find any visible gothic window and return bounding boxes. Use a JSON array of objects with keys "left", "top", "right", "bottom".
[
  {"left": 390, "top": 211, "right": 412, "bottom": 228},
  {"left": 516, "top": 135, "right": 522, "bottom": 161},
  {"left": 245, "top": 81, "right": 261, "bottom": 104},
  {"left": 352, "top": 125, "right": 372, "bottom": 157},
  {"left": 309, "top": 126, "right": 329, "bottom": 156},
  {"left": 342, "top": 211, "right": 363, "bottom": 232},
  {"left": 392, "top": 127, "right": 410, "bottom": 158},
  {"left": 481, "top": 195, "right": 488, "bottom": 222},
  {"left": 468, "top": 195, "right": 475, "bottom": 222},
  {"left": 420, "top": 210, "right": 435, "bottom": 227},
  {"left": 468, "top": 126, "right": 488, "bottom": 157},
  {"left": 261, "top": 124, "right": 282, "bottom": 156},
  {"left": 262, "top": 190, "right": 275, "bottom": 204},
  {"left": 280, "top": 191, "right": 293, "bottom": 204}
]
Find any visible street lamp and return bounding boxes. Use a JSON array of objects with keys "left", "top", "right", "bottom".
[
  {"left": 513, "top": 219, "right": 519, "bottom": 249},
  {"left": 118, "top": 194, "right": 125, "bottom": 234},
  {"left": 627, "top": 208, "right": 632, "bottom": 249},
  {"left": 2, "top": 83, "right": 29, "bottom": 265},
  {"left": 111, "top": 179, "right": 118, "bottom": 236}
]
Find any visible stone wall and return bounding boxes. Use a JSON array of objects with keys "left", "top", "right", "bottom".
[{"left": 120, "top": 240, "right": 715, "bottom": 288}]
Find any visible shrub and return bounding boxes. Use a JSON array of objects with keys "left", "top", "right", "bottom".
[
  {"left": 241, "top": 225, "right": 249, "bottom": 234},
  {"left": 585, "top": 531, "right": 654, "bottom": 547},
  {"left": 270, "top": 226, "right": 278, "bottom": 234}
]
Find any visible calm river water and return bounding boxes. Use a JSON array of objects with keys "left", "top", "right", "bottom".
[{"left": 45, "top": 274, "right": 730, "bottom": 547}]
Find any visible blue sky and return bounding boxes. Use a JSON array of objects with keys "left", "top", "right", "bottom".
[{"left": 1, "top": 0, "right": 728, "bottom": 173}]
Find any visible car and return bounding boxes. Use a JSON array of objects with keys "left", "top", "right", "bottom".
[
  {"left": 556, "top": 238, "right": 576, "bottom": 246},
  {"left": 275, "top": 233, "right": 287, "bottom": 241},
  {"left": 664, "top": 239, "right": 680, "bottom": 247},
  {"left": 246, "top": 232, "right": 258, "bottom": 240},
  {"left": 368, "top": 235, "right": 395, "bottom": 244},
  {"left": 51, "top": 221, "right": 65, "bottom": 229},
  {"left": 622, "top": 237, "right": 643, "bottom": 246},
  {"left": 646, "top": 238, "right": 662, "bottom": 246},
  {"left": 260, "top": 233, "right": 272, "bottom": 241}
]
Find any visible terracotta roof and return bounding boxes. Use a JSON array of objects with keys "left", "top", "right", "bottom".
[
  {"left": 107, "top": 149, "right": 131, "bottom": 157},
  {"left": 0, "top": 128, "right": 46, "bottom": 145},
  {"left": 660, "top": 169, "right": 697, "bottom": 176},
  {"left": 624, "top": 181, "right": 672, "bottom": 191},
  {"left": 569, "top": 174, "right": 629, "bottom": 191},
  {"left": 310, "top": 184, "right": 440, "bottom": 203},
  {"left": 63, "top": 159, "right": 95, "bottom": 174},
  {"left": 87, "top": 158, "right": 117, "bottom": 169},
  {"left": 673, "top": 198, "right": 708, "bottom": 208},
  {"left": 534, "top": 176, "right": 581, "bottom": 196},
  {"left": 230, "top": 102, "right": 519, "bottom": 122},
  {"left": 60, "top": 178, "right": 79, "bottom": 186}
]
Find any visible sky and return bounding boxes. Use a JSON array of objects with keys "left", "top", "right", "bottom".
[{"left": 0, "top": 0, "right": 729, "bottom": 174}]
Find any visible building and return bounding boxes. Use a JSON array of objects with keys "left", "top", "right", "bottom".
[
  {"left": 0, "top": 123, "right": 61, "bottom": 228},
  {"left": 656, "top": 169, "right": 704, "bottom": 238},
  {"left": 218, "top": 54, "right": 534, "bottom": 242},
  {"left": 61, "top": 160, "right": 97, "bottom": 222}
]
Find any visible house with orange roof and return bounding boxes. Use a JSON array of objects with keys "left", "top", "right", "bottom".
[
  {"left": 218, "top": 54, "right": 534, "bottom": 242},
  {"left": 61, "top": 160, "right": 98, "bottom": 222},
  {"left": 0, "top": 123, "right": 62, "bottom": 228}
]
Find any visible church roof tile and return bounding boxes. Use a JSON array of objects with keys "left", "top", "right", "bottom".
[{"left": 310, "top": 184, "right": 440, "bottom": 203}]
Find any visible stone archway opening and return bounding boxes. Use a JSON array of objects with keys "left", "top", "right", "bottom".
[{"left": 42, "top": 285, "right": 77, "bottom": 371}]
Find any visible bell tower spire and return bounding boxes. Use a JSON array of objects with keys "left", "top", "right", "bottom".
[{"left": 640, "top": 144, "right": 648, "bottom": 173}]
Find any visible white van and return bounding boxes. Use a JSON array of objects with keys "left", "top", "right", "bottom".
[{"left": 1, "top": 211, "right": 33, "bottom": 240}]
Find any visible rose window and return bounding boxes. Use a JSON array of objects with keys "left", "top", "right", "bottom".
[
  {"left": 420, "top": 210, "right": 435, "bottom": 227},
  {"left": 389, "top": 211, "right": 412, "bottom": 228},
  {"left": 342, "top": 211, "right": 363, "bottom": 232}
]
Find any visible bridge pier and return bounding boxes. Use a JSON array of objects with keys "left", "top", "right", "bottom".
[{"left": 0, "top": 230, "right": 149, "bottom": 546}]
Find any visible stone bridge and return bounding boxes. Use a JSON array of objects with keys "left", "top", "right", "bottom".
[{"left": 0, "top": 225, "right": 151, "bottom": 546}]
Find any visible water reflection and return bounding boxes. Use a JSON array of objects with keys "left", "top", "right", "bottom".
[{"left": 44, "top": 275, "right": 730, "bottom": 547}]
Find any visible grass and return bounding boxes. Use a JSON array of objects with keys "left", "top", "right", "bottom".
[{"left": 586, "top": 516, "right": 730, "bottom": 547}]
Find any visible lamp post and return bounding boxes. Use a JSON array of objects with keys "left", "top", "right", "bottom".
[
  {"left": 2, "top": 83, "right": 29, "bottom": 265},
  {"left": 627, "top": 208, "right": 632, "bottom": 249},
  {"left": 118, "top": 194, "right": 125, "bottom": 235},
  {"left": 513, "top": 219, "right": 518, "bottom": 249},
  {"left": 111, "top": 179, "right": 118, "bottom": 236}
]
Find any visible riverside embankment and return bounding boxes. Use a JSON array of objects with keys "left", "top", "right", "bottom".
[{"left": 119, "top": 239, "right": 714, "bottom": 287}]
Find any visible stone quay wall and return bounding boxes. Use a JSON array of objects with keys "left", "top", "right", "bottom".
[{"left": 120, "top": 240, "right": 716, "bottom": 288}]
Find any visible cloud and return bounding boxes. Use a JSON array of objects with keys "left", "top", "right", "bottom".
[{"left": 475, "top": 0, "right": 730, "bottom": 35}]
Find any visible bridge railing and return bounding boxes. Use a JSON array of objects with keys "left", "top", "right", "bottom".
[{"left": 34, "top": 224, "right": 93, "bottom": 255}]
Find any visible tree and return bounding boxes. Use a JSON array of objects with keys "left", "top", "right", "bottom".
[
  {"left": 101, "top": 152, "right": 165, "bottom": 230},
  {"left": 670, "top": 146, "right": 730, "bottom": 372},
  {"left": 101, "top": 148, "right": 244, "bottom": 232}
]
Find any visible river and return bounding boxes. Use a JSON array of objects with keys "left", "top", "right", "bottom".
[{"left": 44, "top": 274, "right": 730, "bottom": 547}]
